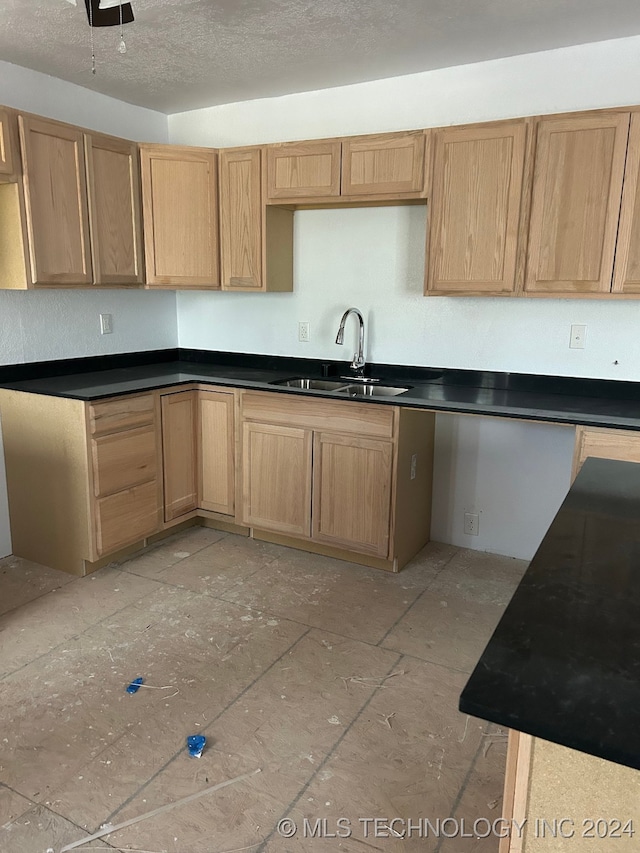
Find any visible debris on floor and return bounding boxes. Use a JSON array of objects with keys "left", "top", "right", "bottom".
[
  {"left": 186, "top": 734, "right": 207, "bottom": 758},
  {"left": 59, "top": 768, "right": 261, "bottom": 852},
  {"left": 125, "top": 676, "right": 144, "bottom": 694}
]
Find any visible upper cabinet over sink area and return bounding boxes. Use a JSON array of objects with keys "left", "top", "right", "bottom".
[{"left": 265, "top": 131, "right": 427, "bottom": 204}]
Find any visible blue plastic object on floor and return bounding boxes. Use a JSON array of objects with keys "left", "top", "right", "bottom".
[
  {"left": 126, "top": 677, "right": 144, "bottom": 694},
  {"left": 187, "top": 734, "right": 206, "bottom": 758}
]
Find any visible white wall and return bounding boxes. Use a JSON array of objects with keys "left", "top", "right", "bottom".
[{"left": 171, "top": 36, "right": 640, "bottom": 559}]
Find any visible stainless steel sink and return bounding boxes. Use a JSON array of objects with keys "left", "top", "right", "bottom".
[
  {"left": 270, "top": 378, "right": 350, "bottom": 391},
  {"left": 337, "top": 384, "right": 411, "bottom": 397}
]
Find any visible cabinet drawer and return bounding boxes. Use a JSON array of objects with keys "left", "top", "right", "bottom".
[
  {"left": 241, "top": 391, "right": 395, "bottom": 438},
  {"left": 92, "top": 424, "right": 157, "bottom": 497},
  {"left": 89, "top": 394, "right": 155, "bottom": 435},
  {"left": 95, "top": 480, "right": 159, "bottom": 555}
]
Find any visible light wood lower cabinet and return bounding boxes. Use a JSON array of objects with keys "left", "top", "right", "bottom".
[
  {"left": 161, "top": 390, "right": 198, "bottom": 521},
  {"left": 312, "top": 432, "right": 392, "bottom": 557},
  {"left": 0, "top": 389, "right": 163, "bottom": 575},
  {"left": 572, "top": 425, "right": 640, "bottom": 481},
  {"left": 88, "top": 394, "right": 162, "bottom": 557},
  {"left": 198, "top": 389, "right": 235, "bottom": 515},
  {"left": 239, "top": 391, "right": 435, "bottom": 569},
  {"left": 242, "top": 421, "right": 312, "bottom": 536}
]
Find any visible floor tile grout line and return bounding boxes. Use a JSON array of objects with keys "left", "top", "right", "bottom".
[
  {"left": 0, "top": 788, "right": 117, "bottom": 849},
  {"left": 0, "top": 579, "right": 73, "bottom": 621},
  {"left": 255, "top": 652, "right": 404, "bottom": 853},
  {"left": 117, "top": 569, "right": 475, "bottom": 677},
  {"left": 375, "top": 548, "right": 461, "bottom": 648},
  {"left": 0, "top": 576, "right": 177, "bottom": 683},
  {"left": 102, "top": 627, "right": 312, "bottom": 829},
  {"left": 109, "top": 569, "right": 476, "bottom": 678},
  {"left": 432, "top": 721, "right": 491, "bottom": 853}
]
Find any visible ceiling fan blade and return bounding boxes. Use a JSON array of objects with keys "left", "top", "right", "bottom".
[{"left": 83, "top": 0, "right": 134, "bottom": 27}]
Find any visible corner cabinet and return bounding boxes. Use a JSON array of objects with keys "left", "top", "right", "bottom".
[
  {"left": 218, "top": 147, "right": 293, "bottom": 292},
  {"left": 140, "top": 144, "right": 220, "bottom": 288},
  {"left": 85, "top": 132, "right": 144, "bottom": 286},
  {"left": 524, "top": 113, "right": 630, "bottom": 296},
  {"left": 239, "top": 391, "right": 435, "bottom": 570},
  {"left": 18, "top": 115, "right": 93, "bottom": 286},
  {"left": 161, "top": 390, "right": 198, "bottom": 521},
  {"left": 425, "top": 120, "right": 529, "bottom": 295}
]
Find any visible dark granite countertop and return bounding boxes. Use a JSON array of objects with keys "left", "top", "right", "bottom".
[
  {"left": 460, "top": 456, "right": 640, "bottom": 771},
  {"left": 1, "top": 348, "right": 640, "bottom": 430}
]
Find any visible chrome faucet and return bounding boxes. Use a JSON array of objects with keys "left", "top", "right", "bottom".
[{"left": 335, "top": 308, "right": 365, "bottom": 373}]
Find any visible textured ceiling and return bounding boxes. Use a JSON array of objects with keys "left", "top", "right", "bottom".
[{"left": 2, "top": 0, "right": 640, "bottom": 113}]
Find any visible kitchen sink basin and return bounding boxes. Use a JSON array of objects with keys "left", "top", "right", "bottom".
[
  {"left": 337, "top": 384, "right": 411, "bottom": 397},
  {"left": 270, "top": 377, "right": 350, "bottom": 391}
]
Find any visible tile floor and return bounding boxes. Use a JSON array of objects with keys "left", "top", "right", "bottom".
[{"left": 0, "top": 527, "right": 527, "bottom": 853}]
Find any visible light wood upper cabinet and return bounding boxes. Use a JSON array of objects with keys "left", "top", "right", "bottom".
[
  {"left": 313, "top": 432, "right": 393, "bottom": 557},
  {"left": 0, "top": 108, "right": 15, "bottom": 176},
  {"left": 161, "top": 390, "right": 198, "bottom": 521},
  {"left": 18, "top": 115, "right": 92, "bottom": 286},
  {"left": 612, "top": 113, "right": 640, "bottom": 294},
  {"left": 525, "top": 113, "right": 630, "bottom": 295},
  {"left": 140, "top": 144, "right": 219, "bottom": 288},
  {"left": 219, "top": 146, "right": 293, "bottom": 292},
  {"left": 341, "top": 131, "right": 425, "bottom": 196},
  {"left": 198, "top": 389, "right": 235, "bottom": 516},
  {"left": 426, "top": 121, "right": 528, "bottom": 295},
  {"left": 241, "top": 421, "right": 313, "bottom": 537},
  {"left": 267, "top": 141, "right": 341, "bottom": 199},
  {"left": 85, "top": 133, "right": 143, "bottom": 286},
  {"left": 219, "top": 147, "right": 263, "bottom": 289}
]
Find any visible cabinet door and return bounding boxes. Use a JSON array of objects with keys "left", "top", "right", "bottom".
[
  {"left": 219, "top": 147, "right": 263, "bottom": 290},
  {"left": 198, "top": 390, "right": 235, "bottom": 515},
  {"left": 426, "top": 121, "right": 527, "bottom": 295},
  {"left": 266, "top": 141, "right": 341, "bottom": 199},
  {"left": 18, "top": 115, "right": 92, "bottom": 285},
  {"left": 525, "top": 114, "right": 630, "bottom": 295},
  {"left": 0, "top": 108, "right": 15, "bottom": 176},
  {"left": 312, "top": 432, "right": 393, "bottom": 557},
  {"left": 612, "top": 113, "right": 640, "bottom": 294},
  {"left": 241, "top": 422, "right": 312, "bottom": 536},
  {"left": 341, "top": 132, "right": 425, "bottom": 196},
  {"left": 85, "top": 133, "right": 143, "bottom": 285},
  {"left": 161, "top": 391, "right": 198, "bottom": 521},
  {"left": 140, "top": 145, "right": 219, "bottom": 288}
]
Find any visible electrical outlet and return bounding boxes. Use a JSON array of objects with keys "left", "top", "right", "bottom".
[
  {"left": 298, "top": 321, "right": 310, "bottom": 342},
  {"left": 410, "top": 453, "right": 417, "bottom": 480},
  {"left": 464, "top": 512, "right": 479, "bottom": 536},
  {"left": 100, "top": 313, "right": 113, "bottom": 335},
  {"left": 569, "top": 324, "right": 586, "bottom": 349}
]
